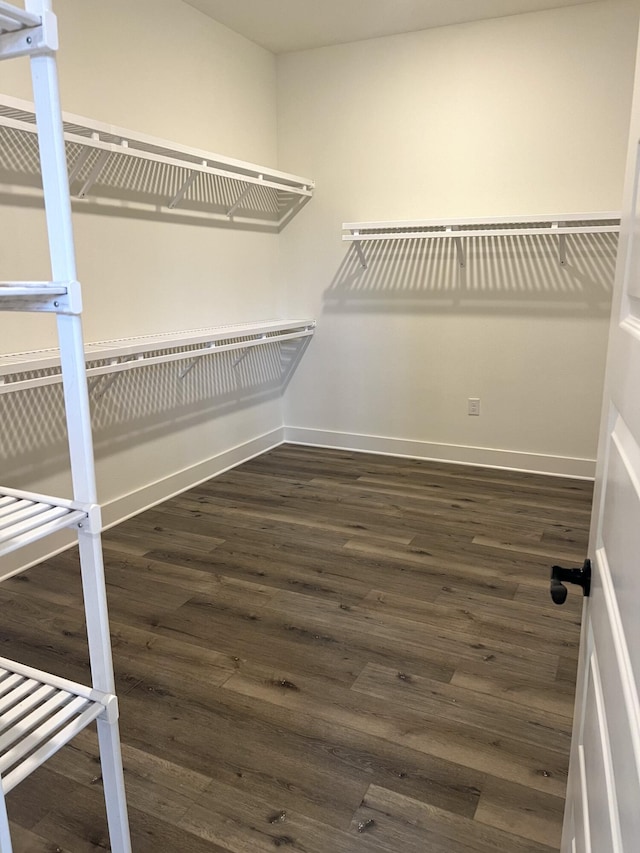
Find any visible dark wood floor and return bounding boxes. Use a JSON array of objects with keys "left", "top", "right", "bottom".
[{"left": 2, "top": 444, "right": 591, "bottom": 852}]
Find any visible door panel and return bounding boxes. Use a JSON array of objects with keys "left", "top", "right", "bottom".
[
  {"left": 562, "top": 15, "right": 640, "bottom": 852},
  {"left": 601, "top": 418, "right": 640, "bottom": 690},
  {"left": 589, "top": 556, "right": 640, "bottom": 852},
  {"left": 583, "top": 647, "right": 620, "bottom": 852}
]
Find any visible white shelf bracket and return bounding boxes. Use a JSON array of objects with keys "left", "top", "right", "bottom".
[
  {"left": 447, "top": 227, "right": 465, "bottom": 267},
  {"left": 77, "top": 149, "right": 109, "bottom": 199},
  {"left": 558, "top": 231, "right": 568, "bottom": 266},
  {"left": 227, "top": 180, "right": 255, "bottom": 218},
  {"left": 551, "top": 220, "right": 568, "bottom": 266},
  {"left": 178, "top": 342, "right": 214, "bottom": 379},
  {"left": 352, "top": 232, "right": 368, "bottom": 269},
  {"left": 232, "top": 347, "right": 250, "bottom": 368},
  {"left": 67, "top": 146, "right": 93, "bottom": 186},
  {"left": 91, "top": 355, "right": 141, "bottom": 399},
  {"left": 168, "top": 161, "right": 205, "bottom": 210},
  {"left": 90, "top": 360, "right": 120, "bottom": 400},
  {"left": 558, "top": 234, "right": 567, "bottom": 266},
  {"left": 89, "top": 358, "right": 117, "bottom": 396},
  {"left": 233, "top": 335, "right": 266, "bottom": 368}
]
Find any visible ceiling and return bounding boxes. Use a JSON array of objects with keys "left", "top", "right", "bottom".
[{"left": 182, "top": 0, "right": 603, "bottom": 54}]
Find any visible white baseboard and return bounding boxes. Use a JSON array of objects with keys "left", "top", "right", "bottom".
[
  {"left": 0, "top": 427, "right": 284, "bottom": 582},
  {"left": 101, "top": 427, "right": 285, "bottom": 531},
  {"left": 283, "top": 426, "right": 596, "bottom": 479}
]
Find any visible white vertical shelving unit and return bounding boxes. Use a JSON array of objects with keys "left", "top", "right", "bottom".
[{"left": 0, "top": 2, "right": 131, "bottom": 850}]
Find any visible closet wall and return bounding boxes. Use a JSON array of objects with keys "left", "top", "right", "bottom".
[
  {"left": 0, "top": 0, "right": 286, "bottom": 573},
  {"left": 278, "top": 0, "right": 639, "bottom": 476}
]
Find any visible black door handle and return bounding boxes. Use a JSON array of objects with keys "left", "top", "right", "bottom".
[{"left": 550, "top": 559, "right": 591, "bottom": 605}]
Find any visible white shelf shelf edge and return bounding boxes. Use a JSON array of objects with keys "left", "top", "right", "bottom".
[
  {"left": 0, "top": 487, "right": 92, "bottom": 557},
  {"left": 0, "top": 93, "right": 315, "bottom": 225},
  {"left": 342, "top": 211, "right": 621, "bottom": 232},
  {"left": 342, "top": 212, "right": 621, "bottom": 268},
  {"left": 0, "top": 657, "right": 113, "bottom": 794},
  {"left": 0, "top": 318, "right": 316, "bottom": 394},
  {"left": 0, "top": 280, "right": 81, "bottom": 313}
]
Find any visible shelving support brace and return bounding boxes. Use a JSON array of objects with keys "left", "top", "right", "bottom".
[{"left": 0, "top": 2, "right": 131, "bottom": 851}]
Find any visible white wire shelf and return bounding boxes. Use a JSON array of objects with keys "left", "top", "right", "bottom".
[
  {"left": 0, "top": 280, "right": 81, "bottom": 313},
  {"left": 0, "top": 2, "right": 56, "bottom": 61},
  {"left": 0, "top": 656, "right": 114, "bottom": 794},
  {"left": 0, "top": 93, "right": 314, "bottom": 227},
  {"left": 0, "top": 319, "right": 316, "bottom": 395},
  {"left": 0, "top": 2, "right": 39, "bottom": 33},
  {"left": 342, "top": 213, "right": 621, "bottom": 268},
  {"left": 0, "top": 486, "right": 93, "bottom": 557}
]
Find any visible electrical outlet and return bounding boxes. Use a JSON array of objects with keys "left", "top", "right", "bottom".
[{"left": 468, "top": 397, "right": 480, "bottom": 416}]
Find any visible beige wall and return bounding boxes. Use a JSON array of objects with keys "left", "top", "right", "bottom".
[
  {"left": 0, "top": 0, "right": 286, "bottom": 573},
  {"left": 277, "top": 0, "right": 639, "bottom": 475}
]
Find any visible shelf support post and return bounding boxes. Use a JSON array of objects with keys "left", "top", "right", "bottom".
[{"left": 25, "top": 1, "right": 132, "bottom": 847}]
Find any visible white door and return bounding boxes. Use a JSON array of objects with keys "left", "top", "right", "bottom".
[{"left": 561, "top": 24, "right": 640, "bottom": 853}]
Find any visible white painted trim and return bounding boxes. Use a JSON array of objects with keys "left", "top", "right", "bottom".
[
  {"left": 100, "top": 427, "right": 284, "bottom": 530},
  {"left": 578, "top": 745, "right": 593, "bottom": 853},
  {"left": 0, "top": 427, "right": 284, "bottom": 582},
  {"left": 589, "top": 647, "right": 624, "bottom": 853},
  {"left": 283, "top": 427, "right": 596, "bottom": 479},
  {"left": 596, "top": 545, "right": 640, "bottom": 785}
]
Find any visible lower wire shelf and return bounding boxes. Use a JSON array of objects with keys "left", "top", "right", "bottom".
[
  {"left": 0, "top": 656, "right": 115, "bottom": 794},
  {"left": 0, "top": 487, "right": 90, "bottom": 557}
]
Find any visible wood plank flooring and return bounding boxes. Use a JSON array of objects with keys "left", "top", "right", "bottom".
[{"left": 1, "top": 444, "right": 590, "bottom": 852}]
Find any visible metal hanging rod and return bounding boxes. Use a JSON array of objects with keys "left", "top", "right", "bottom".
[
  {"left": 0, "top": 319, "right": 316, "bottom": 395},
  {"left": 343, "top": 213, "right": 621, "bottom": 268}
]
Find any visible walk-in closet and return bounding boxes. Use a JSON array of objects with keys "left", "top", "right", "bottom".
[{"left": 1, "top": 1, "right": 639, "bottom": 851}]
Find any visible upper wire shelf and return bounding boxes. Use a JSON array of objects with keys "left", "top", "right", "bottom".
[
  {"left": 342, "top": 213, "right": 621, "bottom": 268},
  {"left": 0, "top": 93, "right": 315, "bottom": 228}
]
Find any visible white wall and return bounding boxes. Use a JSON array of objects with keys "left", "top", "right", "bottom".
[
  {"left": 277, "top": 0, "right": 639, "bottom": 476},
  {"left": 0, "top": 0, "right": 288, "bottom": 574}
]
